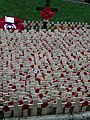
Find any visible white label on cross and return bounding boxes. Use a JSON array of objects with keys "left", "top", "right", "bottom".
[
  {"left": 5, "top": 16, "right": 14, "bottom": 23},
  {"left": 34, "top": 69, "right": 38, "bottom": 74}
]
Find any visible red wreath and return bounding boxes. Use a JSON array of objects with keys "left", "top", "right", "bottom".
[
  {"left": 0, "top": 16, "right": 24, "bottom": 32},
  {"left": 40, "top": 7, "right": 54, "bottom": 20}
]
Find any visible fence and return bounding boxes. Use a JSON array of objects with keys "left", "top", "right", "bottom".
[{"left": 23, "top": 21, "right": 89, "bottom": 31}]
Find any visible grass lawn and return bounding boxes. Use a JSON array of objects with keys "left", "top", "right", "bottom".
[{"left": 0, "top": 0, "right": 90, "bottom": 24}]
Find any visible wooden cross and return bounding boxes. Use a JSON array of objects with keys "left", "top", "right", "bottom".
[
  {"left": 36, "top": 0, "right": 58, "bottom": 29},
  {"left": 36, "top": 0, "right": 58, "bottom": 13}
]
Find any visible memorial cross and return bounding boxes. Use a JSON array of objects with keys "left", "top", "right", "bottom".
[
  {"left": 36, "top": 0, "right": 58, "bottom": 12},
  {"left": 36, "top": 0, "right": 58, "bottom": 29}
]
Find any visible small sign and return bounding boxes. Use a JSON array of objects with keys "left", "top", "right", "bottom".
[
  {"left": 5, "top": 16, "right": 14, "bottom": 23},
  {"left": 34, "top": 69, "right": 38, "bottom": 74}
]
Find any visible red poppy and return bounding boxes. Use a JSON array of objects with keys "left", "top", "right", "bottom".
[
  {"left": 47, "top": 70, "right": 51, "bottom": 73},
  {"left": 80, "top": 98, "right": 83, "bottom": 101},
  {"left": 47, "top": 99, "right": 51, "bottom": 102},
  {"left": 81, "top": 67, "right": 84, "bottom": 70},
  {"left": 26, "top": 75, "right": 31, "bottom": 79},
  {"left": 42, "top": 73, "right": 45, "bottom": 78},
  {"left": 84, "top": 86, "right": 87, "bottom": 90},
  {"left": 28, "top": 57, "right": 32, "bottom": 61},
  {"left": 44, "top": 91, "right": 48, "bottom": 94},
  {"left": 24, "top": 71, "right": 28, "bottom": 75},
  {"left": 58, "top": 68, "right": 61, "bottom": 70},
  {"left": 9, "top": 50, "right": 12, "bottom": 52},
  {"left": 41, "top": 102, "right": 48, "bottom": 108},
  {"left": 67, "top": 78, "right": 70, "bottom": 80},
  {"left": 35, "top": 78, "right": 41, "bottom": 85},
  {"left": 39, "top": 93, "right": 43, "bottom": 99},
  {"left": 30, "top": 100, "right": 33, "bottom": 104},
  {"left": 9, "top": 84, "right": 13, "bottom": 86},
  {"left": 49, "top": 82, "right": 52, "bottom": 85},
  {"left": 72, "top": 92, "right": 76, "bottom": 96},
  {"left": 65, "top": 102, "right": 72, "bottom": 108},
  {"left": 22, "top": 104, "right": 29, "bottom": 110},
  {"left": 8, "top": 101, "right": 13, "bottom": 106},
  {"left": 44, "top": 66, "right": 48, "bottom": 69},
  {"left": 2, "top": 106, "right": 10, "bottom": 112},
  {"left": 88, "top": 80, "right": 90, "bottom": 82},
  {"left": 69, "top": 65, "right": 73, "bottom": 69},
  {"left": 73, "top": 56, "right": 76, "bottom": 59},
  {"left": 87, "top": 94, "right": 90, "bottom": 97},
  {"left": 20, "top": 78, "right": 22, "bottom": 81},
  {"left": 30, "top": 65, "right": 34, "bottom": 68},
  {"left": 12, "top": 85, "right": 16, "bottom": 89},
  {"left": 82, "top": 101, "right": 89, "bottom": 107},
  {"left": 84, "top": 72, "right": 87, "bottom": 75},
  {"left": 66, "top": 88, "right": 69, "bottom": 92},
  {"left": 68, "top": 85, "right": 72, "bottom": 88},
  {"left": 40, "top": 7, "right": 54, "bottom": 20},
  {"left": 20, "top": 64, "right": 23, "bottom": 67},
  {"left": 61, "top": 73, "right": 64, "bottom": 77},
  {"left": 60, "top": 60, "right": 62, "bottom": 65},
  {"left": 53, "top": 80, "right": 59, "bottom": 83},
  {"left": 14, "top": 89, "right": 17, "bottom": 92},
  {"left": 38, "top": 66, "right": 40, "bottom": 69},
  {"left": 1, "top": 52, "right": 4, "bottom": 54},
  {"left": 31, "top": 53, "right": 34, "bottom": 57},
  {"left": 18, "top": 100, "right": 24, "bottom": 105},
  {"left": 77, "top": 87, "right": 82, "bottom": 92},
  {"left": 6, "top": 61, "right": 8, "bottom": 67},
  {"left": 58, "top": 92, "right": 62, "bottom": 95},
  {"left": 35, "top": 88, "right": 40, "bottom": 93},
  {"left": 39, "top": 56, "right": 41, "bottom": 60},
  {"left": 75, "top": 80, "right": 78, "bottom": 83},
  {"left": 28, "top": 94, "right": 32, "bottom": 98},
  {"left": 81, "top": 52, "right": 84, "bottom": 55},
  {"left": 43, "top": 85, "right": 46, "bottom": 88},
  {"left": 85, "top": 89, "right": 88, "bottom": 93},
  {"left": 76, "top": 72, "right": 80, "bottom": 76},
  {"left": 34, "top": 60, "right": 36, "bottom": 65},
  {"left": 48, "top": 50, "right": 51, "bottom": 53},
  {"left": 21, "top": 85, "right": 25, "bottom": 88}
]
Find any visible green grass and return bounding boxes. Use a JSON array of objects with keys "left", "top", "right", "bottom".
[{"left": 0, "top": 0, "right": 90, "bottom": 24}]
